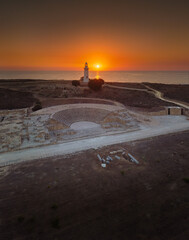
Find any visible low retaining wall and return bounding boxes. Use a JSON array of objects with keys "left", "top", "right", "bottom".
[
  {"left": 140, "top": 107, "right": 188, "bottom": 116},
  {"left": 184, "top": 109, "right": 189, "bottom": 117}
]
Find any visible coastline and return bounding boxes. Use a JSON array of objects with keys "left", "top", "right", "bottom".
[{"left": 0, "top": 70, "right": 188, "bottom": 84}]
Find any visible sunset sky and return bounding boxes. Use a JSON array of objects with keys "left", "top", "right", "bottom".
[{"left": 0, "top": 0, "right": 189, "bottom": 71}]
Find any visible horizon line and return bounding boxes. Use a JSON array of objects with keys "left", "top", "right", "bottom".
[{"left": 0, "top": 69, "right": 189, "bottom": 72}]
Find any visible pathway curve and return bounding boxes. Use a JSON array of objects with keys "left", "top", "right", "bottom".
[
  {"left": 142, "top": 84, "right": 189, "bottom": 109},
  {"left": 105, "top": 83, "right": 189, "bottom": 109}
]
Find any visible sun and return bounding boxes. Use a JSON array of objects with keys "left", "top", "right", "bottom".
[{"left": 92, "top": 63, "right": 102, "bottom": 71}]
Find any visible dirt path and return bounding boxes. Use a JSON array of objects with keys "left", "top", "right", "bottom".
[
  {"left": 105, "top": 83, "right": 189, "bottom": 109},
  {"left": 1, "top": 116, "right": 189, "bottom": 166},
  {"left": 143, "top": 84, "right": 189, "bottom": 109}
]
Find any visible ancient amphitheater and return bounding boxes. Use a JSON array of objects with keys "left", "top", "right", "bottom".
[
  {"left": 33, "top": 100, "right": 140, "bottom": 140},
  {"left": 0, "top": 98, "right": 142, "bottom": 154}
]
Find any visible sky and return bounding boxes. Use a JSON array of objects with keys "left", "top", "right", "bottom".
[{"left": 0, "top": 0, "right": 189, "bottom": 71}]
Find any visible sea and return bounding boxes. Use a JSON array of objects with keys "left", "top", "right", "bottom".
[{"left": 0, "top": 71, "right": 188, "bottom": 84}]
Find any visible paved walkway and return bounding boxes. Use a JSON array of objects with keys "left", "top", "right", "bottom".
[{"left": 1, "top": 116, "right": 189, "bottom": 166}]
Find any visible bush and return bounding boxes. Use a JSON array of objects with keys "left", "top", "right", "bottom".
[
  {"left": 88, "top": 79, "right": 104, "bottom": 91},
  {"left": 51, "top": 217, "right": 60, "bottom": 229},
  {"left": 72, "top": 80, "right": 80, "bottom": 87},
  {"left": 32, "top": 101, "right": 42, "bottom": 111}
]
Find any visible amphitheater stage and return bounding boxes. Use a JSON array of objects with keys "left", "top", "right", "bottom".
[{"left": 70, "top": 121, "right": 101, "bottom": 130}]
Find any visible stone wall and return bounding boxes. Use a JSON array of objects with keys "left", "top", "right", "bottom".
[
  {"left": 140, "top": 107, "right": 187, "bottom": 116},
  {"left": 183, "top": 109, "right": 189, "bottom": 117},
  {"left": 166, "top": 107, "right": 183, "bottom": 115}
]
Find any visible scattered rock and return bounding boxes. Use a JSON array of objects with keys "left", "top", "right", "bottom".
[
  {"left": 101, "top": 163, "right": 106, "bottom": 168},
  {"left": 106, "top": 156, "right": 113, "bottom": 161},
  {"left": 97, "top": 154, "right": 102, "bottom": 161},
  {"left": 110, "top": 149, "right": 123, "bottom": 154},
  {"left": 128, "top": 153, "right": 139, "bottom": 164}
]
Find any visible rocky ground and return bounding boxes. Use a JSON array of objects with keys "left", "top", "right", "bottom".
[{"left": 0, "top": 131, "right": 189, "bottom": 240}]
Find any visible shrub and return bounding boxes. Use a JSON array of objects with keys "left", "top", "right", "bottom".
[
  {"left": 72, "top": 80, "right": 80, "bottom": 87},
  {"left": 51, "top": 217, "right": 60, "bottom": 229},
  {"left": 88, "top": 78, "right": 104, "bottom": 91},
  {"left": 51, "top": 204, "right": 58, "bottom": 210},
  {"left": 32, "top": 101, "right": 42, "bottom": 111},
  {"left": 63, "top": 92, "right": 68, "bottom": 98},
  {"left": 17, "top": 216, "right": 25, "bottom": 223},
  {"left": 183, "top": 177, "right": 189, "bottom": 183}
]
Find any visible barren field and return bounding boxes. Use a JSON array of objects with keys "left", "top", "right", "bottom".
[
  {"left": 82, "top": 86, "right": 174, "bottom": 110},
  {"left": 0, "top": 131, "right": 189, "bottom": 239},
  {"left": 107, "top": 82, "right": 148, "bottom": 89},
  {"left": 0, "top": 88, "right": 36, "bottom": 110}
]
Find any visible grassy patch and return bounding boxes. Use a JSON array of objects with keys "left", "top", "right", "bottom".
[
  {"left": 183, "top": 177, "right": 189, "bottom": 183},
  {"left": 51, "top": 203, "right": 58, "bottom": 210},
  {"left": 51, "top": 217, "right": 60, "bottom": 229},
  {"left": 17, "top": 216, "right": 25, "bottom": 223},
  {"left": 27, "top": 216, "right": 35, "bottom": 224},
  {"left": 26, "top": 216, "right": 36, "bottom": 233}
]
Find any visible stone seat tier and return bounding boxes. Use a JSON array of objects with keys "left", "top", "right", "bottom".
[{"left": 52, "top": 108, "right": 110, "bottom": 126}]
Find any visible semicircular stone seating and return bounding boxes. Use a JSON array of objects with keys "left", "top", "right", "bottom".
[{"left": 52, "top": 108, "right": 110, "bottom": 126}]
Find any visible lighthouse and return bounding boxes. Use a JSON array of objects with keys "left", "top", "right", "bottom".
[{"left": 83, "top": 62, "right": 89, "bottom": 83}]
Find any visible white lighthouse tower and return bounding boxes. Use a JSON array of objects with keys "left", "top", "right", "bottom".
[{"left": 83, "top": 62, "right": 89, "bottom": 83}]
